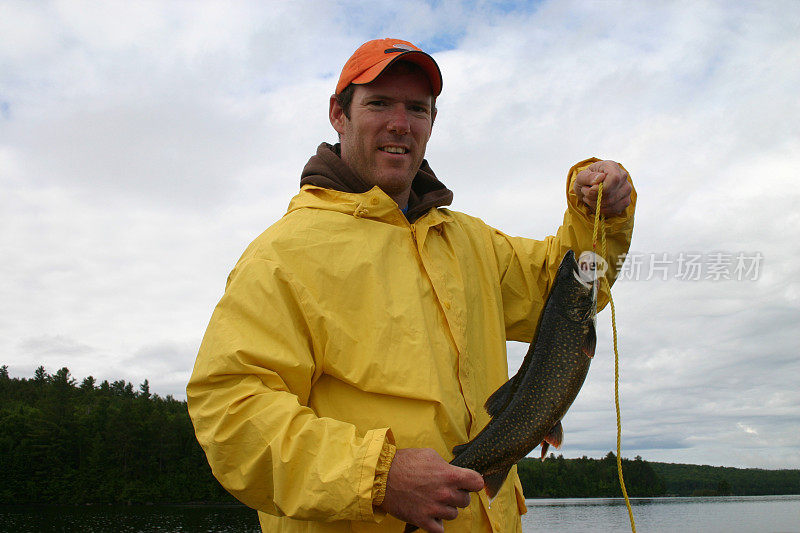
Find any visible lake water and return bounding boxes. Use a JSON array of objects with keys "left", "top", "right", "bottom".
[
  {"left": 521, "top": 495, "right": 800, "bottom": 532},
  {"left": 1, "top": 495, "right": 797, "bottom": 532}
]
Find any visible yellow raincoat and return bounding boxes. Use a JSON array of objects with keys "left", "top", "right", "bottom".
[{"left": 187, "top": 158, "right": 635, "bottom": 532}]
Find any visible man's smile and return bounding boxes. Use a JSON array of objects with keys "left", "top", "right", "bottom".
[{"left": 379, "top": 145, "right": 410, "bottom": 154}]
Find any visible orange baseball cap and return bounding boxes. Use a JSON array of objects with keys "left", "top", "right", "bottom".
[{"left": 336, "top": 38, "right": 442, "bottom": 96}]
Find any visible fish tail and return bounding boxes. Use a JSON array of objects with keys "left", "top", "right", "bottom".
[{"left": 483, "top": 466, "right": 512, "bottom": 499}]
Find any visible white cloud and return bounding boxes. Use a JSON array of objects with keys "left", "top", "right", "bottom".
[{"left": 737, "top": 423, "right": 758, "bottom": 436}]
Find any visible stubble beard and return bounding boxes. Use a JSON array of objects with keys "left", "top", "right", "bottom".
[{"left": 343, "top": 142, "right": 421, "bottom": 198}]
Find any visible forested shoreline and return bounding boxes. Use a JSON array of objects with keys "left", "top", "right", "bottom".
[
  {"left": 0, "top": 366, "right": 234, "bottom": 504},
  {"left": 2, "top": 366, "right": 799, "bottom": 504}
]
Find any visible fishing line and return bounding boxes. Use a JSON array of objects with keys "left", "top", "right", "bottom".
[{"left": 593, "top": 181, "right": 636, "bottom": 533}]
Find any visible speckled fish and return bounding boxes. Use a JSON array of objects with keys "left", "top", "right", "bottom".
[{"left": 404, "top": 249, "right": 597, "bottom": 533}]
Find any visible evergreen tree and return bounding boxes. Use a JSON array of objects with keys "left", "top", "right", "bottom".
[
  {"left": 34, "top": 365, "right": 48, "bottom": 383},
  {"left": 81, "top": 375, "right": 96, "bottom": 391},
  {"left": 139, "top": 379, "right": 151, "bottom": 399}
]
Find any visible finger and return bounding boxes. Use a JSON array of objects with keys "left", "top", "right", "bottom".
[
  {"left": 609, "top": 197, "right": 631, "bottom": 214},
  {"left": 421, "top": 517, "right": 444, "bottom": 533},
  {"left": 608, "top": 163, "right": 628, "bottom": 182},
  {"left": 595, "top": 160, "right": 623, "bottom": 178},
  {"left": 579, "top": 187, "right": 597, "bottom": 213},
  {"left": 589, "top": 171, "right": 628, "bottom": 199},
  {"left": 575, "top": 169, "right": 594, "bottom": 188},
  {"left": 599, "top": 181, "right": 631, "bottom": 209},
  {"left": 600, "top": 196, "right": 631, "bottom": 215},
  {"left": 598, "top": 172, "right": 620, "bottom": 189},
  {"left": 452, "top": 489, "right": 471, "bottom": 508},
  {"left": 612, "top": 167, "right": 629, "bottom": 183},
  {"left": 579, "top": 171, "right": 605, "bottom": 187},
  {"left": 585, "top": 181, "right": 629, "bottom": 210},
  {"left": 586, "top": 161, "right": 605, "bottom": 173},
  {"left": 595, "top": 184, "right": 620, "bottom": 207},
  {"left": 453, "top": 467, "right": 484, "bottom": 492},
  {"left": 437, "top": 505, "right": 459, "bottom": 521},
  {"left": 438, "top": 487, "right": 471, "bottom": 508},
  {"left": 576, "top": 169, "right": 606, "bottom": 188},
  {"left": 581, "top": 186, "right": 598, "bottom": 205},
  {"left": 600, "top": 171, "right": 628, "bottom": 192}
]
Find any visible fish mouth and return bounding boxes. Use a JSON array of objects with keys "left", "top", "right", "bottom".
[
  {"left": 571, "top": 261, "right": 596, "bottom": 297},
  {"left": 556, "top": 250, "right": 598, "bottom": 322},
  {"left": 572, "top": 269, "right": 594, "bottom": 290},
  {"left": 569, "top": 257, "right": 598, "bottom": 321}
]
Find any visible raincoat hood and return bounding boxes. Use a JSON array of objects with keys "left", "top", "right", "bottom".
[{"left": 300, "top": 142, "right": 453, "bottom": 222}]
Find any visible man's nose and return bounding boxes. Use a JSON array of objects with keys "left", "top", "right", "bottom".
[{"left": 386, "top": 104, "right": 411, "bottom": 135}]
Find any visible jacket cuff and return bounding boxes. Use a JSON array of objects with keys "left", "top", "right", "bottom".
[
  {"left": 357, "top": 428, "right": 395, "bottom": 522},
  {"left": 371, "top": 442, "right": 397, "bottom": 508}
]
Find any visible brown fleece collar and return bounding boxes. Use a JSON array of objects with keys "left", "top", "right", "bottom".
[{"left": 300, "top": 143, "right": 453, "bottom": 223}]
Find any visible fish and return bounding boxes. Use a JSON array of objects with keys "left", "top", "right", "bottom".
[{"left": 404, "top": 249, "right": 597, "bottom": 532}]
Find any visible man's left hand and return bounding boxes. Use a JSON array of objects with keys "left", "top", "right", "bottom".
[{"left": 574, "top": 160, "right": 632, "bottom": 216}]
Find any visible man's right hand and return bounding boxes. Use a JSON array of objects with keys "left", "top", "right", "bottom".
[{"left": 377, "top": 447, "right": 484, "bottom": 533}]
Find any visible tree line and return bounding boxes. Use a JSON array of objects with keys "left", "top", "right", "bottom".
[
  {"left": 517, "top": 452, "right": 800, "bottom": 498},
  {"left": 649, "top": 461, "right": 800, "bottom": 497},
  {"left": 2, "top": 366, "right": 798, "bottom": 504},
  {"left": 518, "top": 452, "right": 666, "bottom": 498},
  {"left": 0, "top": 365, "right": 234, "bottom": 504}
]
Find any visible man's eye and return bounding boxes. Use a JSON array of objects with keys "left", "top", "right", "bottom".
[{"left": 368, "top": 100, "right": 387, "bottom": 107}]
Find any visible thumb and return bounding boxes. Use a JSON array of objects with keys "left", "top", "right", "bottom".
[{"left": 592, "top": 172, "right": 607, "bottom": 185}]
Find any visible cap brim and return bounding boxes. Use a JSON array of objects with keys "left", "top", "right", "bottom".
[{"left": 350, "top": 50, "right": 442, "bottom": 97}]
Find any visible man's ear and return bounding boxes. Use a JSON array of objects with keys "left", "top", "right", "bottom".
[
  {"left": 431, "top": 107, "right": 437, "bottom": 128},
  {"left": 329, "top": 95, "right": 347, "bottom": 135}
]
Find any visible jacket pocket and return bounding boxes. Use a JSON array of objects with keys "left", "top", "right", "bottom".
[{"left": 513, "top": 475, "right": 528, "bottom": 516}]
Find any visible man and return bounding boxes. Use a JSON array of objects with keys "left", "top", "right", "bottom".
[{"left": 187, "top": 38, "right": 635, "bottom": 533}]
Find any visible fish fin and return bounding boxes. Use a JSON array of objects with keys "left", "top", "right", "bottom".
[
  {"left": 539, "top": 421, "right": 564, "bottom": 460},
  {"left": 544, "top": 420, "right": 564, "bottom": 449},
  {"left": 483, "top": 467, "right": 511, "bottom": 499},
  {"left": 483, "top": 377, "right": 515, "bottom": 417},
  {"left": 540, "top": 441, "right": 550, "bottom": 460},
  {"left": 403, "top": 524, "right": 418, "bottom": 533},
  {"left": 583, "top": 321, "right": 596, "bottom": 358}
]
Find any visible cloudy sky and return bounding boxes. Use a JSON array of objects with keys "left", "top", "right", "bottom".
[{"left": 2, "top": 0, "right": 798, "bottom": 470}]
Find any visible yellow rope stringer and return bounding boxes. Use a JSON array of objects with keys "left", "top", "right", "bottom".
[{"left": 593, "top": 182, "right": 636, "bottom": 533}]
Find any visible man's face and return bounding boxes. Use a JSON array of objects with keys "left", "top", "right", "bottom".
[{"left": 330, "top": 64, "right": 436, "bottom": 206}]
